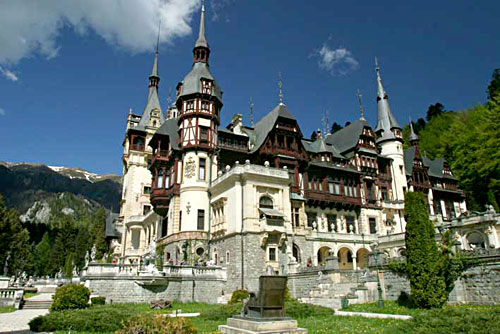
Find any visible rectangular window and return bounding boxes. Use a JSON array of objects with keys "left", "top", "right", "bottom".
[
  {"left": 353, "top": 186, "right": 357, "bottom": 197},
  {"left": 143, "top": 186, "right": 151, "bottom": 194},
  {"left": 197, "top": 209, "right": 205, "bottom": 230},
  {"left": 200, "top": 127, "right": 209, "bottom": 142},
  {"left": 179, "top": 211, "right": 182, "bottom": 231},
  {"left": 199, "top": 158, "right": 206, "bottom": 180},
  {"left": 161, "top": 218, "right": 168, "bottom": 237},
  {"left": 268, "top": 247, "right": 277, "bottom": 261},
  {"left": 157, "top": 169, "right": 164, "bottom": 188},
  {"left": 143, "top": 205, "right": 151, "bottom": 215},
  {"left": 165, "top": 170, "right": 170, "bottom": 188},
  {"left": 327, "top": 214, "right": 337, "bottom": 232},
  {"left": 318, "top": 182, "right": 323, "bottom": 192},
  {"left": 328, "top": 182, "right": 334, "bottom": 194},
  {"left": 382, "top": 188, "right": 388, "bottom": 200},
  {"left": 335, "top": 183, "right": 340, "bottom": 195},
  {"left": 306, "top": 212, "right": 316, "bottom": 227},
  {"left": 369, "top": 218, "right": 377, "bottom": 234},
  {"left": 346, "top": 216, "right": 355, "bottom": 233}
]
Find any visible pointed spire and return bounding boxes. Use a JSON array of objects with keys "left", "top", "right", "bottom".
[
  {"left": 374, "top": 57, "right": 401, "bottom": 143},
  {"left": 278, "top": 72, "right": 284, "bottom": 105},
  {"left": 249, "top": 98, "right": 254, "bottom": 127},
  {"left": 409, "top": 118, "right": 419, "bottom": 144},
  {"left": 357, "top": 89, "right": 365, "bottom": 120},
  {"left": 195, "top": 0, "right": 208, "bottom": 48},
  {"left": 149, "top": 21, "right": 160, "bottom": 87}
]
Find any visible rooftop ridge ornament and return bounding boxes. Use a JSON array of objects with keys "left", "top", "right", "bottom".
[
  {"left": 357, "top": 89, "right": 365, "bottom": 120},
  {"left": 278, "top": 72, "right": 284, "bottom": 105},
  {"left": 249, "top": 98, "right": 254, "bottom": 127}
]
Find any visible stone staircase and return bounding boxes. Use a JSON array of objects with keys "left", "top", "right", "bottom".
[
  {"left": 22, "top": 299, "right": 52, "bottom": 309},
  {"left": 299, "top": 272, "right": 377, "bottom": 309}
]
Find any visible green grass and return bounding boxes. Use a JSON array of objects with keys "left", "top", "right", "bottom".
[
  {"left": 342, "top": 300, "right": 420, "bottom": 316},
  {"left": 23, "top": 292, "right": 39, "bottom": 299},
  {"left": 41, "top": 301, "right": 500, "bottom": 334},
  {"left": 0, "top": 306, "right": 16, "bottom": 313}
]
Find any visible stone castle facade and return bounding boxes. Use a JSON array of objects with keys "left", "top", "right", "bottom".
[{"left": 108, "top": 5, "right": 499, "bottom": 294}]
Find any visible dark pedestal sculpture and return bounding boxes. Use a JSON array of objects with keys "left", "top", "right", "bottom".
[{"left": 219, "top": 275, "right": 307, "bottom": 334}]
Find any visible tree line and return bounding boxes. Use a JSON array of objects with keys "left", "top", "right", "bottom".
[{"left": 0, "top": 194, "right": 109, "bottom": 278}]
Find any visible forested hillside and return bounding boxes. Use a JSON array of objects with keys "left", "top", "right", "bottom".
[
  {"left": 0, "top": 162, "right": 120, "bottom": 278},
  {"left": 403, "top": 69, "right": 500, "bottom": 211}
]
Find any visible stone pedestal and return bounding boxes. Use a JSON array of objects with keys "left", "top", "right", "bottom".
[
  {"left": 219, "top": 317, "right": 307, "bottom": 334},
  {"left": 0, "top": 276, "right": 9, "bottom": 289}
]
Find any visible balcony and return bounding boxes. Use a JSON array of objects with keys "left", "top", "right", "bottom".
[
  {"left": 260, "top": 146, "right": 308, "bottom": 160},
  {"left": 150, "top": 184, "right": 180, "bottom": 216},
  {"left": 304, "top": 190, "right": 362, "bottom": 207},
  {"left": 130, "top": 145, "right": 145, "bottom": 152}
]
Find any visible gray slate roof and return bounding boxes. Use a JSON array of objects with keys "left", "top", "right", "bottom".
[
  {"left": 404, "top": 146, "right": 457, "bottom": 180},
  {"left": 152, "top": 118, "right": 179, "bottom": 150},
  {"left": 247, "top": 103, "right": 296, "bottom": 153},
  {"left": 302, "top": 138, "right": 345, "bottom": 159},
  {"left": 178, "top": 62, "right": 223, "bottom": 102},
  {"left": 137, "top": 86, "right": 163, "bottom": 130},
  {"left": 324, "top": 119, "right": 367, "bottom": 154},
  {"left": 374, "top": 68, "right": 400, "bottom": 143}
]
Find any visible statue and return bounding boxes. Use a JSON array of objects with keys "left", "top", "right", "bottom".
[
  {"left": 330, "top": 223, "right": 335, "bottom": 232},
  {"left": 84, "top": 251, "right": 90, "bottom": 267},
  {"left": 27, "top": 276, "right": 34, "bottom": 287},
  {"left": 150, "top": 237, "right": 157, "bottom": 255},
  {"left": 487, "top": 204, "right": 496, "bottom": 213},
  {"left": 91, "top": 244, "right": 97, "bottom": 262},
  {"left": 312, "top": 221, "right": 317, "bottom": 231},
  {"left": 72, "top": 265, "right": 78, "bottom": 277},
  {"left": 266, "top": 265, "right": 275, "bottom": 275},
  {"left": 3, "top": 252, "right": 10, "bottom": 276}
]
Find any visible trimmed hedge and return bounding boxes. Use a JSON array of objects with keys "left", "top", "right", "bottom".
[
  {"left": 50, "top": 284, "right": 90, "bottom": 311},
  {"left": 405, "top": 192, "right": 447, "bottom": 309},
  {"left": 229, "top": 289, "right": 249, "bottom": 304},
  {"left": 91, "top": 296, "right": 106, "bottom": 306},
  {"left": 29, "top": 304, "right": 149, "bottom": 332}
]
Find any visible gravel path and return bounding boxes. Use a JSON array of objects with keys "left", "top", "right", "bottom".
[{"left": 0, "top": 292, "right": 52, "bottom": 333}]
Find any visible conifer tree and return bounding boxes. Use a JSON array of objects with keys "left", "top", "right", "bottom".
[
  {"left": 92, "top": 208, "right": 108, "bottom": 260},
  {"left": 405, "top": 192, "right": 447, "bottom": 308}
]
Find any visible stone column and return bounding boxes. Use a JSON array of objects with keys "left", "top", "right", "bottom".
[{"left": 353, "top": 256, "right": 358, "bottom": 270}]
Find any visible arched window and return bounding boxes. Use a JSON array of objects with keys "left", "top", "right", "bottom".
[
  {"left": 467, "top": 232, "right": 486, "bottom": 249},
  {"left": 293, "top": 244, "right": 301, "bottom": 263},
  {"left": 259, "top": 196, "right": 273, "bottom": 209}
]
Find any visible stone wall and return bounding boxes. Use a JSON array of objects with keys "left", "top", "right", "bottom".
[
  {"left": 449, "top": 262, "right": 500, "bottom": 305},
  {"left": 85, "top": 276, "right": 225, "bottom": 304},
  {"left": 380, "top": 270, "right": 410, "bottom": 300}
]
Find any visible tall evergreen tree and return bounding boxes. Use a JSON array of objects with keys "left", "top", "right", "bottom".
[
  {"left": 34, "top": 232, "right": 52, "bottom": 276},
  {"left": 426, "top": 102, "right": 446, "bottom": 121},
  {"left": 330, "top": 122, "right": 343, "bottom": 134},
  {"left": 310, "top": 131, "right": 317, "bottom": 141},
  {"left": 92, "top": 208, "right": 108, "bottom": 260},
  {"left": 405, "top": 192, "right": 447, "bottom": 308},
  {"left": 0, "top": 194, "right": 31, "bottom": 276},
  {"left": 487, "top": 69, "right": 500, "bottom": 101}
]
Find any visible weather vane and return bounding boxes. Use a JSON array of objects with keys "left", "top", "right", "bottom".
[
  {"left": 357, "top": 89, "right": 365, "bottom": 120},
  {"left": 278, "top": 72, "right": 283, "bottom": 104}
]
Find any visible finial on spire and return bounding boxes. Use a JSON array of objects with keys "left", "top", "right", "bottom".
[
  {"left": 375, "top": 56, "right": 380, "bottom": 72},
  {"left": 278, "top": 72, "right": 284, "bottom": 104},
  {"left": 167, "top": 87, "right": 172, "bottom": 106},
  {"left": 409, "top": 116, "right": 419, "bottom": 144},
  {"left": 202, "top": 0, "right": 205, "bottom": 12},
  {"left": 357, "top": 89, "right": 365, "bottom": 120},
  {"left": 249, "top": 98, "right": 254, "bottom": 127},
  {"left": 156, "top": 20, "right": 161, "bottom": 54}
]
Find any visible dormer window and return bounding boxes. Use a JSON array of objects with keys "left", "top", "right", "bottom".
[{"left": 201, "top": 80, "right": 212, "bottom": 94}]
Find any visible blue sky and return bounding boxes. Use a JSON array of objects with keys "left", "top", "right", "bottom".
[{"left": 0, "top": 0, "right": 498, "bottom": 175}]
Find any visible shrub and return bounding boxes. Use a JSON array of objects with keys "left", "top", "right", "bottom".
[
  {"left": 229, "top": 290, "right": 249, "bottom": 304},
  {"left": 29, "top": 304, "right": 148, "bottom": 332},
  {"left": 396, "top": 291, "right": 413, "bottom": 308},
  {"left": 50, "top": 284, "right": 90, "bottom": 311},
  {"left": 285, "top": 300, "right": 332, "bottom": 318},
  {"left": 116, "top": 314, "right": 197, "bottom": 334},
  {"left": 91, "top": 296, "right": 106, "bottom": 306},
  {"left": 200, "top": 303, "right": 241, "bottom": 320},
  {"left": 405, "top": 192, "right": 447, "bottom": 309}
]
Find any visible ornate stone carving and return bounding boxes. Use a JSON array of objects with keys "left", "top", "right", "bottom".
[{"left": 184, "top": 157, "right": 196, "bottom": 179}]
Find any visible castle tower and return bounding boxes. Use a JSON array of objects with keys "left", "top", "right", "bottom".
[
  {"left": 175, "top": 3, "right": 222, "bottom": 239},
  {"left": 374, "top": 59, "right": 407, "bottom": 232},
  {"left": 119, "top": 47, "right": 164, "bottom": 262}
]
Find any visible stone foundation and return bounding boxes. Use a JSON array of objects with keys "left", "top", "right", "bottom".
[{"left": 219, "top": 317, "right": 307, "bottom": 334}]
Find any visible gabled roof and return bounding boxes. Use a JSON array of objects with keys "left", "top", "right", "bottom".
[
  {"left": 151, "top": 118, "right": 179, "bottom": 150},
  {"left": 302, "top": 138, "right": 345, "bottom": 160},
  {"left": 178, "top": 62, "right": 223, "bottom": 102},
  {"left": 324, "top": 118, "right": 368, "bottom": 154},
  {"left": 248, "top": 103, "right": 297, "bottom": 153},
  {"left": 309, "top": 161, "right": 361, "bottom": 174},
  {"left": 404, "top": 147, "right": 457, "bottom": 180}
]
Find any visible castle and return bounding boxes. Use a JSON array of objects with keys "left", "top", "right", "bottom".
[{"left": 109, "top": 5, "right": 498, "bottom": 293}]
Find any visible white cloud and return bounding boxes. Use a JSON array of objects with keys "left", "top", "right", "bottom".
[
  {"left": 210, "top": 0, "right": 233, "bottom": 22},
  {"left": 0, "top": 108, "right": 5, "bottom": 116},
  {"left": 0, "top": 67, "right": 19, "bottom": 81},
  {"left": 316, "top": 44, "right": 359, "bottom": 76},
  {"left": 0, "top": 0, "right": 200, "bottom": 65}
]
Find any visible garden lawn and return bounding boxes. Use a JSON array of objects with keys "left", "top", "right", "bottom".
[
  {"left": 0, "top": 306, "right": 15, "bottom": 313},
  {"left": 23, "top": 292, "right": 39, "bottom": 299},
  {"left": 342, "top": 300, "right": 420, "bottom": 316},
  {"left": 38, "top": 301, "right": 500, "bottom": 334}
]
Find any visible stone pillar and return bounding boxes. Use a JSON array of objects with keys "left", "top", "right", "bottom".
[{"left": 353, "top": 256, "right": 357, "bottom": 271}]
